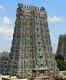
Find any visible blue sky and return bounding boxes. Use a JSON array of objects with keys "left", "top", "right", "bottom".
[{"left": 0, "top": 0, "right": 66, "bottom": 53}]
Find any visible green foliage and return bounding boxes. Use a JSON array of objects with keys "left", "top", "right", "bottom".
[
  {"left": 55, "top": 54, "right": 66, "bottom": 71},
  {"left": 55, "top": 54, "right": 64, "bottom": 61}
]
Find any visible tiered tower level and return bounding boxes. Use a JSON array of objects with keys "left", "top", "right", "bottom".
[{"left": 8, "top": 3, "right": 58, "bottom": 78}]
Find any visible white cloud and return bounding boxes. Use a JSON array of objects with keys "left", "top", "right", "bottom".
[
  {"left": 0, "top": 16, "right": 13, "bottom": 40},
  {"left": 0, "top": 26, "right": 13, "bottom": 40},
  {"left": 52, "top": 39, "right": 58, "bottom": 45},
  {"left": 51, "top": 37, "right": 58, "bottom": 53},
  {"left": 3, "top": 17, "right": 11, "bottom": 24},
  {"left": 0, "top": 5, "right": 4, "bottom": 9},
  {"left": 48, "top": 16, "right": 65, "bottom": 22},
  {"left": 0, "top": 16, "right": 12, "bottom": 25}
]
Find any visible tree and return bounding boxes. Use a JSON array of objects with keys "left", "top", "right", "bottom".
[{"left": 55, "top": 55, "right": 66, "bottom": 71}]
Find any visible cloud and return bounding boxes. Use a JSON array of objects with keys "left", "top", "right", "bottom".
[
  {"left": 52, "top": 39, "right": 58, "bottom": 45},
  {"left": 0, "top": 5, "right": 4, "bottom": 9},
  {"left": 0, "top": 16, "right": 12, "bottom": 25},
  {"left": 3, "top": 17, "right": 11, "bottom": 24},
  {"left": 0, "top": 16, "right": 13, "bottom": 40},
  {"left": 51, "top": 36, "right": 58, "bottom": 53},
  {"left": 48, "top": 16, "right": 65, "bottom": 22},
  {"left": 0, "top": 26, "right": 14, "bottom": 40}
]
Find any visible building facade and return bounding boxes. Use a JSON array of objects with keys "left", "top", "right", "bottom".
[
  {"left": 0, "top": 52, "right": 9, "bottom": 75},
  {"left": 8, "top": 3, "right": 58, "bottom": 78},
  {"left": 56, "top": 35, "right": 66, "bottom": 62}
]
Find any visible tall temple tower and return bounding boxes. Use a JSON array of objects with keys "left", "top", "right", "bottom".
[
  {"left": 56, "top": 35, "right": 66, "bottom": 62},
  {"left": 8, "top": 3, "right": 58, "bottom": 78}
]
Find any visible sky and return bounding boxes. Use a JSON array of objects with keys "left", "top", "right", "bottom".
[{"left": 0, "top": 0, "right": 66, "bottom": 53}]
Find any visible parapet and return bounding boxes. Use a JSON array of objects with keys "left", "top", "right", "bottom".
[
  {"left": 18, "top": 3, "right": 46, "bottom": 11},
  {"left": 17, "top": 3, "right": 47, "bottom": 17},
  {"left": 18, "top": 3, "right": 23, "bottom": 8},
  {"left": 40, "top": 7, "right": 45, "bottom": 11}
]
